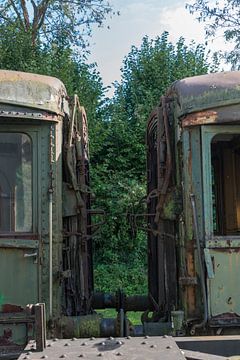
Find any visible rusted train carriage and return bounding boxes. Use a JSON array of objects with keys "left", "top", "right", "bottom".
[
  {"left": 147, "top": 71, "right": 240, "bottom": 335},
  {"left": 2, "top": 69, "right": 240, "bottom": 359},
  {"left": 0, "top": 70, "right": 93, "bottom": 354}
]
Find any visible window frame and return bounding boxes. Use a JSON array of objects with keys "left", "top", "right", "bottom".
[
  {"left": 202, "top": 125, "right": 240, "bottom": 242},
  {"left": 0, "top": 128, "right": 38, "bottom": 237}
]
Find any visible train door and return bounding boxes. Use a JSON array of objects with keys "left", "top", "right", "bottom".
[
  {"left": 202, "top": 125, "right": 240, "bottom": 325},
  {"left": 0, "top": 128, "right": 39, "bottom": 348}
]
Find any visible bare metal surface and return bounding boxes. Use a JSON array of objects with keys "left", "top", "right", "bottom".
[{"left": 18, "top": 336, "right": 186, "bottom": 359}]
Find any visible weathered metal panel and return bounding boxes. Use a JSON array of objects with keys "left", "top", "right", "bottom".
[
  {"left": 0, "top": 70, "right": 69, "bottom": 116},
  {"left": 182, "top": 104, "right": 240, "bottom": 127},
  {"left": 18, "top": 336, "right": 186, "bottom": 360},
  {"left": 170, "top": 71, "right": 240, "bottom": 117},
  {"left": 181, "top": 127, "right": 204, "bottom": 318},
  {"left": 209, "top": 250, "right": 240, "bottom": 317},
  {"left": 0, "top": 248, "right": 38, "bottom": 307}
]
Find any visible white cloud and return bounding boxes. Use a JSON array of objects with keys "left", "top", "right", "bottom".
[{"left": 88, "top": 0, "right": 232, "bottom": 95}]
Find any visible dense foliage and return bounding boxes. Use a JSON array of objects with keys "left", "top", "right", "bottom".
[
  {"left": 187, "top": 0, "right": 240, "bottom": 67},
  {"left": 92, "top": 32, "right": 214, "bottom": 294}
]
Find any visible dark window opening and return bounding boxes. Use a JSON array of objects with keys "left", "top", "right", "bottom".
[
  {"left": 0, "top": 133, "right": 32, "bottom": 233},
  {"left": 211, "top": 134, "right": 240, "bottom": 235}
]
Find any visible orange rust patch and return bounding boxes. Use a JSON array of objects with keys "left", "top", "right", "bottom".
[
  {"left": 186, "top": 243, "right": 196, "bottom": 316},
  {"left": 182, "top": 111, "right": 218, "bottom": 127}
]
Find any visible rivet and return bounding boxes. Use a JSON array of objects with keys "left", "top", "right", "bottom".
[
  {"left": 41, "top": 356, "right": 48, "bottom": 359},
  {"left": 53, "top": 338, "right": 58, "bottom": 342},
  {"left": 166, "top": 345, "right": 172, "bottom": 349},
  {"left": 97, "top": 353, "right": 103, "bottom": 357},
  {"left": 79, "top": 355, "right": 85, "bottom": 358},
  {"left": 163, "top": 335, "right": 168, "bottom": 338},
  {"left": 23, "top": 357, "right": 29, "bottom": 360},
  {"left": 116, "top": 352, "right": 123, "bottom": 356},
  {"left": 81, "top": 342, "right": 87, "bottom": 346},
  {"left": 141, "top": 341, "right": 147, "bottom": 345},
  {"left": 47, "top": 343, "right": 52, "bottom": 347},
  {"left": 150, "top": 345, "right": 157, "bottom": 348},
  {"left": 108, "top": 336, "right": 114, "bottom": 340},
  {"left": 90, "top": 337, "right": 95, "bottom": 340},
  {"left": 144, "top": 335, "right": 149, "bottom": 339},
  {"left": 64, "top": 343, "right": 70, "bottom": 346},
  {"left": 101, "top": 342, "right": 106, "bottom": 346},
  {"left": 126, "top": 336, "right": 131, "bottom": 340},
  {"left": 60, "top": 355, "right": 67, "bottom": 358},
  {"left": 116, "top": 340, "right": 122, "bottom": 345},
  {"left": 27, "top": 352, "right": 32, "bottom": 355},
  {"left": 71, "top": 337, "right": 77, "bottom": 341}
]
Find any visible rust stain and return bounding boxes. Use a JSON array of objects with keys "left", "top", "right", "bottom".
[
  {"left": 0, "top": 328, "right": 12, "bottom": 346},
  {"left": 1, "top": 304, "right": 23, "bottom": 313},
  {"left": 211, "top": 312, "right": 240, "bottom": 319},
  {"left": 0, "top": 233, "right": 39, "bottom": 239},
  {"left": 182, "top": 110, "right": 218, "bottom": 127},
  {"left": 185, "top": 242, "right": 196, "bottom": 316}
]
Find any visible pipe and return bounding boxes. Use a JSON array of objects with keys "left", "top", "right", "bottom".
[
  {"left": 49, "top": 190, "right": 53, "bottom": 318},
  {"left": 189, "top": 193, "right": 208, "bottom": 334},
  {"left": 49, "top": 125, "right": 54, "bottom": 318},
  {"left": 92, "top": 292, "right": 153, "bottom": 312}
]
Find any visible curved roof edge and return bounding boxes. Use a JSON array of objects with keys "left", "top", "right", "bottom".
[
  {"left": 0, "top": 70, "right": 69, "bottom": 116},
  {"left": 168, "top": 71, "right": 240, "bottom": 116}
]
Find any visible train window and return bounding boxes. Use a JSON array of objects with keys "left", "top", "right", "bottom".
[
  {"left": 0, "top": 133, "right": 32, "bottom": 232},
  {"left": 211, "top": 134, "right": 240, "bottom": 235}
]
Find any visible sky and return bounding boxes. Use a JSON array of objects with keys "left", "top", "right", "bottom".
[{"left": 88, "top": 0, "right": 232, "bottom": 95}]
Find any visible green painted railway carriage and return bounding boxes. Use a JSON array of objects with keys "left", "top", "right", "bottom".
[
  {"left": 147, "top": 71, "right": 240, "bottom": 334},
  {"left": 2, "top": 69, "right": 240, "bottom": 359},
  {"left": 0, "top": 70, "right": 93, "bottom": 353}
]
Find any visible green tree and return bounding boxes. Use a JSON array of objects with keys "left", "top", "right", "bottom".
[
  {"left": 0, "top": 0, "right": 115, "bottom": 49},
  {"left": 186, "top": 0, "right": 240, "bottom": 67},
  {"left": 93, "top": 32, "right": 214, "bottom": 294}
]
